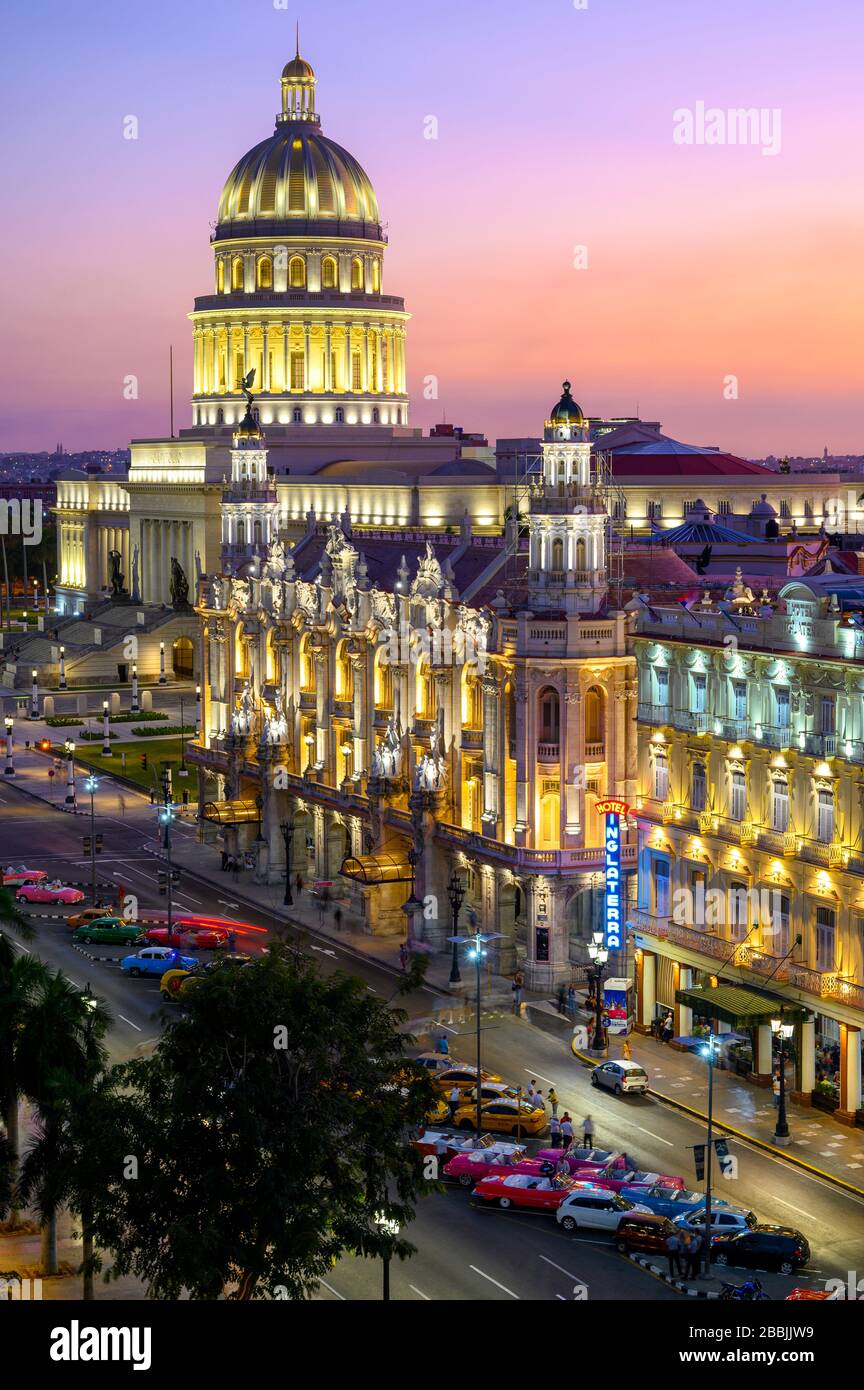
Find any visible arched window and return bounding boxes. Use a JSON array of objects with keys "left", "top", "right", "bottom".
[
  {"left": 234, "top": 621, "right": 248, "bottom": 677},
  {"left": 335, "top": 640, "right": 354, "bottom": 701},
  {"left": 256, "top": 255, "right": 273, "bottom": 289},
  {"left": 322, "top": 256, "right": 338, "bottom": 289},
  {"left": 374, "top": 646, "right": 393, "bottom": 708},
  {"left": 372, "top": 260, "right": 380, "bottom": 292},
  {"left": 216, "top": 407, "right": 224, "bottom": 425},
  {"left": 231, "top": 256, "right": 244, "bottom": 291},
  {"left": 416, "top": 659, "right": 433, "bottom": 718},
  {"left": 293, "top": 407, "right": 302, "bottom": 423},
  {"left": 237, "top": 519, "right": 246, "bottom": 547},
  {"left": 351, "top": 257, "right": 364, "bottom": 291},
  {"left": 299, "top": 634, "right": 313, "bottom": 691},
  {"left": 576, "top": 536, "right": 586, "bottom": 571},
  {"left": 506, "top": 681, "right": 516, "bottom": 758},
  {"left": 538, "top": 686, "right": 560, "bottom": 749},
  {"left": 461, "top": 665, "right": 483, "bottom": 728},
  {"left": 585, "top": 686, "right": 605, "bottom": 748},
  {"left": 289, "top": 256, "right": 306, "bottom": 288},
  {"left": 551, "top": 537, "right": 564, "bottom": 571},
  {"left": 216, "top": 260, "right": 225, "bottom": 293},
  {"left": 335, "top": 407, "right": 344, "bottom": 423}
]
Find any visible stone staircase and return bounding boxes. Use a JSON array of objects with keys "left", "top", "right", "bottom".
[{"left": 0, "top": 600, "right": 199, "bottom": 689}]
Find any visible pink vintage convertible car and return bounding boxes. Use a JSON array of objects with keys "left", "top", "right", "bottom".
[
  {"left": 577, "top": 1164, "right": 685, "bottom": 1194},
  {"left": 444, "top": 1144, "right": 556, "bottom": 1187},
  {"left": 535, "top": 1147, "right": 625, "bottom": 1174},
  {"left": 3, "top": 865, "right": 47, "bottom": 886},
  {"left": 16, "top": 880, "right": 85, "bottom": 905}
]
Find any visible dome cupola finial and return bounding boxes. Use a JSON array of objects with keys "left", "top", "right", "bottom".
[{"left": 279, "top": 27, "right": 319, "bottom": 125}]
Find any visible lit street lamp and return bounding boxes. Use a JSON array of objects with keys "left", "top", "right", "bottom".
[
  {"left": 699, "top": 1029, "right": 720, "bottom": 1276},
  {"left": 131, "top": 663, "right": 140, "bottom": 713},
  {"left": 100, "top": 700, "right": 112, "bottom": 756},
  {"left": 448, "top": 923, "right": 503, "bottom": 1138},
  {"left": 58, "top": 645, "right": 67, "bottom": 690},
  {"left": 159, "top": 641, "right": 166, "bottom": 684},
  {"left": 195, "top": 684, "right": 202, "bottom": 737},
  {"left": 4, "top": 715, "right": 14, "bottom": 777},
  {"left": 340, "top": 740, "right": 352, "bottom": 786},
  {"left": 373, "top": 1212, "right": 400, "bottom": 1301},
  {"left": 64, "top": 739, "right": 76, "bottom": 807},
  {"left": 84, "top": 774, "right": 99, "bottom": 904},
  {"left": 587, "top": 929, "right": 609, "bottom": 1051},
  {"left": 304, "top": 732, "right": 315, "bottom": 774},
  {"left": 447, "top": 869, "right": 465, "bottom": 984},
  {"left": 30, "top": 669, "right": 39, "bottom": 720},
  {"left": 771, "top": 1010, "right": 794, "bottom": 1145}
]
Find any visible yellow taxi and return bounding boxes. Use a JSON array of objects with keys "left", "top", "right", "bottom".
[
  {"left": 425, "top": 1096, "right": 451, "bottom": 1127},
  {"left": 67, "top": 905, "right": 128, "bottom": 930},
  {"left": 430, "top": 1064, "right": 504, "bottom": 1097},
  {"left": 452, "top": 1096, "right": 547, "bottom": 1137}
]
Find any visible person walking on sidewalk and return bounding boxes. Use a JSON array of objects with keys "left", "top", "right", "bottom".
[
  {"left": 511, "top": 970, "right": 524, "bottom": 1014},
  {"left": 399, "top": 941, "right": 408, "bottom": 971},
  {"left": 772, "top": 1071, "right": 781, "bottom": 1108},
  {"left": 549, "top": 1114, "right": 561, "bottom": 1147},
  {"left": 560, "top": 1114, "right": 574, "bottom": 1148},
  {"left": 295, "top": 872, "right": 303, "bottom": 898},
  {"left": 582, "top": 1113, "right": 595, "bottom": 1149},
  {"left": 526, "top": 1079, "right": 537, "bottom": 1107},
  {"left": 685, "top": 1230, "right": 703, "bottom": 1280},
  {"left": 333, "top": 905, "right": 343, "bottom": 933},
  {"left": 547, "top": 1086, "right": 559, "bottom": 1119},
  {"left": 435, "top": 1030, "right": 449, "bottom": 1056},
  {"left": 622, "top": 1038, "right": 632, "bottom": 1062},
  {"left": 566, "top": 984, "right": 576, "bottom": 1018}
]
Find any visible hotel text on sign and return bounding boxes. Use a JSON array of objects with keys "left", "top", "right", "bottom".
[{"left": 597, "top": 800, "right": 630, "bottom": 951}]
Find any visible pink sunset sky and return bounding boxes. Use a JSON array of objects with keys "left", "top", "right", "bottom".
[{"left": 1, "top": 0, "right": 862, "bottom": 456}]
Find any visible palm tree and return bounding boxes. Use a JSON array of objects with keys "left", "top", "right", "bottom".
[
  {"left": 15, "top": 972, "right": 109, "bottom": 1274},
  {"left": 0, "top": 887, "right": 40, "bottom": 1229}
]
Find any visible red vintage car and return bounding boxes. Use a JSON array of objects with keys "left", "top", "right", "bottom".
[
  {"left": 444, "top": 1145, "right": 555, "bottom": 1187},
  {"left": 3, "top": 865, "right": 47, "bottom": 886},
  {"left": 136, "top": 924, "right": 228, "bottom": 950},
  {"left": 577, "top": 1165, "right": 685, "bottom": 1193},
  {"left": 16, "top": 881, "right": 85, "bottom": 905},
  {"left": 471, "top": 1172, "right": 578, "bottom": 1212}
]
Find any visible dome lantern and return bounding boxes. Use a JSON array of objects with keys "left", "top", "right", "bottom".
[{"left": 279, "top": 26, "right": 318, "bottom": 126}]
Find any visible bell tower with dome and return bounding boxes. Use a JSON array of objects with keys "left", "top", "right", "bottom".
[
  {"left": 189, "top": 43, "right": 409, "bottom": 432},
  {"left": 526, "top": 381, "right": 609, "bottom": 614}
]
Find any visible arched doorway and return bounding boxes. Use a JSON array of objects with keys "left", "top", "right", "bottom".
[{"left": 172, "top": 636, "right": 194, "bottom": 680}]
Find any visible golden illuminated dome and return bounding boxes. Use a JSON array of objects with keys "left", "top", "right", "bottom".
[
  {"left": 548, "top": 381, "right": 584, "bottom": 426},
  {"left": 215, "top": 51, "right": 381, "bottom": 238}
]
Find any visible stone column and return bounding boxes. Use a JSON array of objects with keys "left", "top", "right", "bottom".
[
  {"left": 282, "top": 325, "right": 290, "bottom": 391},
  {"left": 756, "top": 1022, "right": 773, "bottom": 1079},
  {"left": 344, "top": 324, "right": 352, "bottom": 391},
  {"left": 523, "top": 877, "right": 569, "bottom": 990},
  {"left": 481, "top": 674, "right": 500, "bottom": 834},
  {"left": 838, "top": 1023, "right": 862, "bottom": 1125},
  {"left": 262, "top": 324, "right": 271, "bottom": 392},
  {"left": 636, "top": 949, "right": 656, "bottom": 1031},
  {"left": 564, "top": 683, "right": 582, "bottom": 838},
  {"left": 677, "top": 965, "right": 693, "bottom": 1037},
  {"left": 303, "top": 324, "right": 311, "bottom": 392},
  {"left": 312, "top": 804, "right": 326, "bottom": 879},
  {"left": 324, "top": 322, "right": 333, "bottom": 391},
  {"left": 514, "top": 669, "right": 529, "bottom": 845},
  {"left": 794, "top": 1017, "right": 816, "bottom": 1100}
]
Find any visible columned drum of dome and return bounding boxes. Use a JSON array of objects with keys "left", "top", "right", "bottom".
[{"left": 188, "top": 49, "right": 410, "bottom": 432}]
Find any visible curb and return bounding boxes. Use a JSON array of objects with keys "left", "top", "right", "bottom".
[
  {"left": 628, "top": 1252, "right": 719, "bottom": 1297},
  {"left": 570, "top": 1045, "right": 864, "bottom": 1200}
]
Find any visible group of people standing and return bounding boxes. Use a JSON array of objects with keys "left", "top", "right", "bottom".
[{"left": 664, "top": 1227, "right": 704, "bottom": 1280}]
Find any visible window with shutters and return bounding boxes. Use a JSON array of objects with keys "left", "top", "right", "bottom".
[
  {"left": 653, "top": 751, "right": 669, "bottom": 801},
  {"left": 729, "top": 880, "right": 748, "bottom": 941},
  {"left": 733, "top": 680, "right": 747, "bottom": 721},
  {"left": 289, "top": 256, "right": 306, "bottom": 288},
  {"left": 653, "top": 859, "right": 670, "bottom": 916},
  {"left": 322, "top": 256, "right": 338, "bottom": 289},
  {"left": 815, "top": 905, "right": 835, "bottom": 971},
  {"left": 290, "top": 353, "right": 305, "bottom": 390},
  {"left": 772, "top": 778, "right": 789, "bottom": 832},
  {"left": 352, "top": 353, "right": 362, "bottom": 391},
  {"left": 775, "top": 686, "right": 790, "bottom": 728},
  {"left": 693, "top": 673, "right": 706, "bottom": 713},
  {"left": 816, "top": 788, "right": 834, "bottom": 843},
  {"left": 730, "top": 769, "right": 746, "bottom": 821},
  {"left": 691, "top": 761, "right": 706, "bottom": 812},
  {"left": 655, "top": 667, "right": 669, "bottom": 707}
]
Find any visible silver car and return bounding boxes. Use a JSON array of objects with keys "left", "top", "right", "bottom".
[
  {"left": 590, "top": 1060, "right": 649, "bottom": 1095},
  {"left": 674, "top": 1207, "right": 756, "bottom": 1235}
]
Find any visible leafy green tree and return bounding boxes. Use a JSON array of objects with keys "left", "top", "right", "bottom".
[
  {"left": 0, "top": 888, "right": 37, "bottom": 1228},
  {"left": 90, "top": 944, "right": 435, "bottom": 1299},
  {"left": 15, "top": 973, "right": 109, "bottom": 1273}
]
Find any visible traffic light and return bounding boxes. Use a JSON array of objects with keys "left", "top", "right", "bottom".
[
  {"left": 95, "top": 834, "right": 103, "bottom": 855},
  {"left": 140, "top": 752, "right": 148, "bottom": 769}
]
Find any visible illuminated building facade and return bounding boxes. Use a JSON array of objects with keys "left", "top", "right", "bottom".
[
  {"left": 191, "top": 384, "right": 637, "bottom": 989},
  {"left": 630, "top": 579, "right": 864, "bottom": 1122}
]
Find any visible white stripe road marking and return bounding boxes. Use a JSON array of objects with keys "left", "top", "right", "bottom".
[
  {"left": 469, "top": 1265, "right": 520, "bottom": 1298},
  {"left": 524, "top": 1069, "right": 557, "bottom": 1086},
  {"left": 409, "top": 1284, "right": 430, "bottom": 1300},
  {"left": 539, "top": 1254, "right": 587, "bottom": 1284},
  {"left": 318, "top": 1278, "right": 345, "bottom": 1300},
  {"left": 118, "top": 1015, "right": 143, "bottom": 1032},
  {"left": 630, "top": 1124, "right": 674, "bottom": 1147}
]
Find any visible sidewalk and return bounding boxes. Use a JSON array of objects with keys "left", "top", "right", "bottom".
[{"left": 573, "top": 1022, "right": 864, "bottom": 1196}]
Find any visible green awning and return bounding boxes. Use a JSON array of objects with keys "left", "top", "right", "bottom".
[{"left": 675, "top": 982, "right": 810, "bottom": 1028}]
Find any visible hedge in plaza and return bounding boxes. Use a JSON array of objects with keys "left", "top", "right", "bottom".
[{"left": 45, "top": 711, "right": 168, "bottom": 727}]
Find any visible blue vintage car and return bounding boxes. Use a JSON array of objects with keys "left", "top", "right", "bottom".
[
  {"left": 120, "top": 947, "right": 198, "bottom": 978},
  {"left": 617, "top": 1184, "right": 733, "bottom": 1220}
]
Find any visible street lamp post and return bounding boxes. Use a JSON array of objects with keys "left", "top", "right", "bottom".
[
  {"left": 159, "top": 641, "right": 166, "bottom": 684},
  {"left": 195, "top": 684, "right": 202, "bottom": 738},
  {"left": 771, "top": 1011, "right": 794, "bottom": 1145},
  {"left": 64, "top": 739, "right": 76, "bottom": 807},
  {"left": 340, "top": 740, "right": 352, "bottom": 786},
  {"left": 449, "top": 926, "right": 503, "bottom": 1139},
  {"left": 178, "top": 694, "right": 187, "bottom": 773},
  {"left": 700, "top": 1030, "right": 719, "bottom": 1276},
  {"left": 447, "top": 869, "right": 465, "bottom": 984},
  {"left": 281, "top": 817, "right": 295, "bottom": 905},
  {"left": 58, "top": 646, "right": 67, "bottom": 690},
  {"left": 373, "top": 1213, "right": 400, "bottom": 1301},
  {"left": 131, "top": 663, "right": 140, "bottom": 713},
  {"left": 587, "top": 929, "right": 609, "bottom": 1051},
  {"left": 101, "top": 701, "right": 112, "bottom": 756},
  {"left": 4, "top": 716, "right": 14, "bottom": 777},
  {"left": 159, "top": 776, "right": 176, "bottom": 940},
  {"left": 84, "top": 775, "right": 99, "bottom": 904},
  {"left": 30, "top": 669, "right": 39, "bottom": 720}
]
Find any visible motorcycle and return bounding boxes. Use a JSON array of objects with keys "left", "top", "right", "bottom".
[{"left": 719, "top": 1279, "right": 769, "bottom": 1301}]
